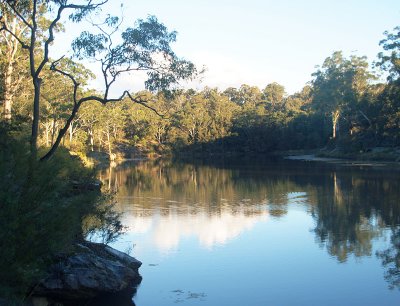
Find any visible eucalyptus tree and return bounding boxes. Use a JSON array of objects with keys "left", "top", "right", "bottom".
[
  {"left": 262, "top": 82, "right": 286, "bottom": 111},
  {"left": 284, "top": 85, "right": 312, "bottom": 115},
  {"left": 373, "top": 26, "right": 400, "bottom": 145},
  {"left": 40, "top": 58, "right": 95, "bottom": 147},
  {"left": 376, "top": 25, "right": 400, "bottom": 83},
  {"left": 173, "top": 92, "right": 211, "bottom": 144},
  {"left": 0, "top": 2, "right": 30, "bottom": 120},
  {"left": 144, "top": 92, "right": 175, "bottom": 146},
  {"left": 311, "top": 51, "right": 373, "bottom": 140},
  {"left": 223, "top": 87, "right": 241, "bottom": 105},
  {"left": 238, "top": 84, "right": 262, "bottom": 108},
  {"left": 0, "top": 0, "right": 197, "bottom": 161},
  {"left": 223, "top": 85, "right": 262, "bottom": 107},
  {"left": 78, "top": 99, "right": 100, "bottom": 151},
  {"left": 95, "top": 102, "right": 125, "bottom": 159},
  {"left": 201, "top": 88, "right": 239, "bottom": 140}
]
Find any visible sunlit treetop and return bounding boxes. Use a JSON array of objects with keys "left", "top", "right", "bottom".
[{"left": 376, "top": 26, "right": 400, "bottom": 82}]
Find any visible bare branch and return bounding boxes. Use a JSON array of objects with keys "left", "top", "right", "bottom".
[
  {"left": 125, "top": 91, "right": 165, "bottom": 117},
  {"left": 50, "top": 57, "right": 80, "bottom": 107},
  {"left": 65, "top": 1, "right": 109, "bottom": 11},
  {"left": 35, "top": 4, "right": 65, "bottom": 77},
  {"left": 50, "top": 57, "right": 79, "bottom": 88}
]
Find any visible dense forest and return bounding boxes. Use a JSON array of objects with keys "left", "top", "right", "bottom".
[
  {"left": 1, "top": 4, "right": 400, "bottom": 159},
  {"left": 3, "top": 44, "right": 400, "bottom": 158},
  {"left": 1, "top": 0, "right": 400, "bottom": 302}
]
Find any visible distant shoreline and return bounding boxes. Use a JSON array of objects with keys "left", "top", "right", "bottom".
[{"left": 284, "top": 153, "right": 400, "bottom": 168}]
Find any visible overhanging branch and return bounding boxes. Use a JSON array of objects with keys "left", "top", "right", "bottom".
[{"left": 0, "top": 23, "right": 30, "bottom": 49}]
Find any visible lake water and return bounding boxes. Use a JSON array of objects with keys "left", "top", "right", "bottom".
[{"left": 98, "top": 158, "right": 400, "bottom": 306}]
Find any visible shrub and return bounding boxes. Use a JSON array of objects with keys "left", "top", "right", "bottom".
[{"left": 0, "top": 126, "right": 122, "bottom": 300}]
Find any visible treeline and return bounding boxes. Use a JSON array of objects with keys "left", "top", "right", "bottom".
[
  {"left": 1, "top": 4, "right": 400, "bottom": 159},
  {"left": 4, "top": 51, "right": 400, "bottom": 158},
  {"left": 4, "top": 48, "right": 400, "bottom": 159}
]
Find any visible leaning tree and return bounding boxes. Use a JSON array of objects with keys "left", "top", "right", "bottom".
[{"left": 0, "top": 0, "right": 197, "bottom": 160}]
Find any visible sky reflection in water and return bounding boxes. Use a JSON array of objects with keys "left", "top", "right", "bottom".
[{"left": 98, "top": 159, "right": 400, "bottom": 306}]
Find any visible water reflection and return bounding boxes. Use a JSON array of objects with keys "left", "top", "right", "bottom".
[
  {"left": 125, "top": 207, "right": 268, "bottom": 251},
  {"left": 310, "top": 172, "right": 384, "bottom": 262},
  {"left": 378, "top": 228, "right": 400, "bottom": 289},
  {"left": 98, "top": 158, "right": 400, "bottom": 292},
  {"left": 308, "top": 168, "right": 400, "bottom": 269}
]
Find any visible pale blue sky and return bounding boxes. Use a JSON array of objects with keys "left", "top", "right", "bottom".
[{"left": 55, "top": 0, "right": 400, "bottom": 95}]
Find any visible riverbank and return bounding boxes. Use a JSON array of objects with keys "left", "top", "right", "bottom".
[
  {"left": 0, "top": 131, "right": 141, "bottom": 306},
  {"left": 1, "top": 241, "right": 142, "bottom": 306},
  {"left": 283, "top": 148, "right": 400, "bottom": 170},
  {"left": 77, "top": 144, "right": 400, "bottom": 169}
]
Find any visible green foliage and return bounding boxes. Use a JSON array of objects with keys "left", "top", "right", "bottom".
[
  {"left": 1, "top": 1, "right": 198, "bottom": 160},
  {"left": 262, "top": 82, "right": 286, "bottom": 110},
  {"left": 72, "top": 15, "right": 196, "bottom": 92},
  {"left": 72, "top": 31, "right": 108, "bottom": 58},
  {"left": 377, "top": 26, "right": 400, "bottom": 82},
  {"left": 312, "top": 52, "right": 372, "bottom": 114},
  {"left": 3, "top": 0, "right": 397, "bottom": 159},
  {"left": 374, "top": 83, "right": 400, "bottom": 146},
  {"left": 0, "top": 126, "right": 117, "bottom": 299},
  {"left": 1, "top": 1, "right": 400, "bottom": 159},
  {"left": 309, "top": 51, "right": 381, "bottom": 144},
  {"left": 83, "top": 193, "right": 126, "bottom": 245},
  {"left": 377, "top": 229, "right": 400, "bottom": 289}
]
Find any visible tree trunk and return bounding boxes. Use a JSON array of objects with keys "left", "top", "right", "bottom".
[
  {"left": 1, "top": 15, "right": 20, "bottom": 121},
  {"left": 98, "top": 132, "right": 103, "bottom": 151},
  {"left": 3, "top": 64, "right": 14, "bottom": 121},
  {"left": 106, "top": 126, "right": 115, "bottom": 161},
  {"left": 31, "top": 77, "right": 42, "bottom": 157},
  {"left": 69, "top": 122, "right": 73, "bottom": 144},
  {"left": 108, "top": 164, "right": 112, "bottom": 190},
  {"left": 332, "top": 110, "right": 340, "bottom": 139},
  {"left": 88, "top": 128, "right": 94, "bottom": 151},
  {"left": 40, "top": 103, "right": 81, "bottom": 161},
  {"left": 51, "top": 118, "right": 57, "bottom": 146},
  {"left": 45, "top": 122, "right": 50, "bottom": 146}
]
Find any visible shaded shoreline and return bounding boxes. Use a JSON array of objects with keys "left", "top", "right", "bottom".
[{"left": 284, "top": 153, "right": 400, "bottom": 169}]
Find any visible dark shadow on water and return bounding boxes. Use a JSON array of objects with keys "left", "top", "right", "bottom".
[
  {"left": 82, "top": 288, "right": 138, "bottom": 306},
  {"left": 37, "top": 285, "right": 140, "bottom": 306}
]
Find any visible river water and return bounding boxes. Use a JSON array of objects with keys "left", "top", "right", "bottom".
[{"left": 98, "top": 158, "right": 400, "bottom": 306}]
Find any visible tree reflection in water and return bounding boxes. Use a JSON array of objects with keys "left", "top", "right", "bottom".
[
  {"left": 377, "top": 229, "right": 400, "bottom": 289},
  {"left": 98, "top": 158, "right": 400, "bottom": 289}
]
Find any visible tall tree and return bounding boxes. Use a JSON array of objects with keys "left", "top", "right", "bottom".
[
  {"left": 284, "top": 85, "right": 312, "bottom": 114},
  {"left": 0, "top": 2, "right": 30, "bottom": 120},
  {"left": 202, "top": 88, "right": 239, "bottom": 140},
  {"left": 371, "top": 25, "right": 400, "bottom": 145},
  {"left": 311, "top": 51, "right": 373, "bottom": 140},
  {"left": 376, "top": 26, "right": 400, "bottom": 83},
  {"left": 223, "top": 84, "right": 262, "bottom": 107},
  {"left": 262, "top": 82, "right": 286, "bottom": 110},
  {"left": 0, "top": 0, "right": 197, "bottom": 161}
]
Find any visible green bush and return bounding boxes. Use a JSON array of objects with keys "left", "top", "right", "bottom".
[{"left": 0, "top": 126, "right": 122, "bottom": 300}]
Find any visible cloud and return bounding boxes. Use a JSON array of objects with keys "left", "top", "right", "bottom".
[
  {"left": 122, "top": 206, "right": 268, "bottom": 252},
  {"left": 178, "top": 51, "right": 312, "bottom": 94},
  {"left": 80, "top": 47, "right": 311, "bottom": 97}
]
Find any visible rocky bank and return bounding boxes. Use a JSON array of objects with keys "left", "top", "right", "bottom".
[{"left": 30, "top": 241, "right": 142, "bottom": 305}]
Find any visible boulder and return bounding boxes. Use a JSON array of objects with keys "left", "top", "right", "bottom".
[{"left": 33, "top": 241, "right": 142, "bottom": 303}]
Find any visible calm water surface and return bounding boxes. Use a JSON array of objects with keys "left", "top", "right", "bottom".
[{"left": 98, "top": 158, "right": 400, "bottom": 306}]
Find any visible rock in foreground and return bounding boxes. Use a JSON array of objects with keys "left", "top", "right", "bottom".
[{"left": 33, "top": 241, "right": 142, "bottom": 303}]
